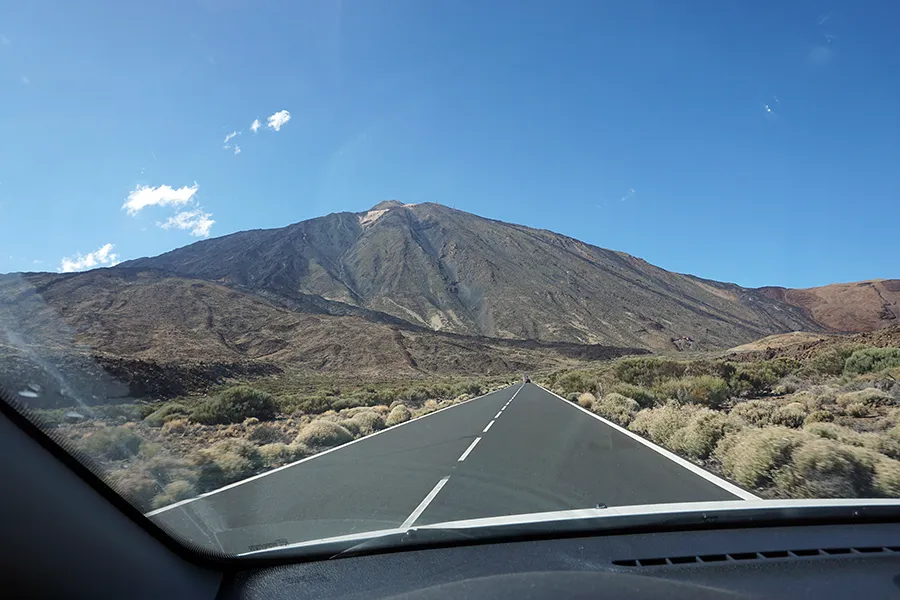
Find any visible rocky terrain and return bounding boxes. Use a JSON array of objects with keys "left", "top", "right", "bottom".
[
  {"left": 758, "top": 279, "right": 900, "bottom": 333},
  {"left": 0, "top": 268, "right": 643, "bottom": 408}
]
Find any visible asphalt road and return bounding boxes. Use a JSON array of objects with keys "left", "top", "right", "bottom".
[{"left": 149, "top": 383, "right": 748, "bottom": 554}]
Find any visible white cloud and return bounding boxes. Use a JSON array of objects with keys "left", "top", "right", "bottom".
[
  {"left": 619, "top": 188, "right": 636, "bottom": 202},
  {"left": 123, "top": 183, "right": 199, "bottom": 215},
  {"left": 224, "top": 130, "right": 239, "bottom": 144},
  {"left": 58, "top": 243, "right": 119, "bottom": 273},
  {"left": 158, "top": 209, "right": 215, "bottom": 238},
  {"left": 233, "top": 145, "right": 241, "bottom": 154},
  {"left": 250, "top": 118, "right": 261, "bottom": 133},
  {"left": 267, "top": 110, "right": 291, "bottom": 131}
]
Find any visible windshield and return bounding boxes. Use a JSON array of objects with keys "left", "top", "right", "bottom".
[{"left": 2, "top": 1, "right": 900, "bottom": 558}]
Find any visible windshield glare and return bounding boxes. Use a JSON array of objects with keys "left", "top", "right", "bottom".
[{"left": 2, "top": 1, "right": 900, "bottom": 558}]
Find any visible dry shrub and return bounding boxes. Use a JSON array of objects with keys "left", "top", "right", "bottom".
[
  {"left": 801, "top": 422, "right": 900, "bottom": 462},
  {"left": 773, "top": 375, "right": 801, "bottom": 396},
  {"left": 609, "top": 383, "right": 657, "bottom": 409},
  {"left": 246, "top": 422, "right": 289, "bottom": 444},
  {"left": 885, "top": 409, "right": 900, "bottom": 426},
  {"left": 872, "top": 457, "right": 900, "bottom": 496},
  {"left": 803, "top": 422, "right": 863, "bottom": 445},
  {"left": 339, "top": 418, "right": 361, "bottom": 436},
  {"left": 630, "top": 403, "right": 699, "bottom": 446},
  {"left": 844, "top": 403, "right": 870, "bottom": 418},
  {"left": 419, "top": 399, "right": 439, "bottom": 415},
  {"left": 318, "top": 410, "right": 340, "bottom": 422},
  {"left": 80, "top": 426, "right": 144, "bottom": 460},
  {"left": 860, "top": 432, "right": 900, "bottom": 461},
  {"left": 151, "top": 480, "right": 197, "bottom": 509},
  {"left": 386, "top": 404, "right": 412, "bottom": 426},
  {"left": 771, "top": 402, "right": 806, "bottom": 429},
  {"left": 258, "top": 442, "right": 309, "bottom": 467},
  {"left": 192, "top": 438, "right": 263, "bottom": 490},
  {"left": 351, "top": 411, "right": 385, "bottom": 435},
  {"left": 144, "top": 403, "right": 189, "bottom": 427},
  {"left": 577, "top": 392, "right": 596, "bottom": 409},
  {"left": 112, "top": 454, "right": 200, "bottom": 511},
  {"left": 555, "top": 370, "right": 599, "bottom": 395},
  {"left": 110, "top": 469, "right": 160, "bottom": 508},
  {"left": 372, "top": 405, "right": 391, "bottom": 414},
  {"left": 775, "top": 439, "right": 874, "bottom": 498},
  {"left": 730, "top": 400, "right": 773, "bottom": 427},
  {"left": 804, "top": 410, "right": 834, "bottom": 425},
  {"left": 837, "top": 388, "right": 891, "bottom": 408},
  {"left": 591, "top": 393, "right": 640, "bottom": 426},
  {"left": 714, "top": 427, "right": 808, "bottom": 489},
  {"left": 162, "top": 417, "right": 190, "bottom": 435},
  {"left": 802, "top": 387, "right": 839, "bottom": 411},
  {"left": 190, "top": 386, "right": 278, "bottom": 425},
  {"left": 652, "top": 376, "right": 730, "bottom": 409},
  {"left": 294, "top": 421, "right": 353, "bottom": 448},
  {"left": 844, "top": 347, "right": 900, "bottom": 375},
  {"left": 669, "top": 410, "right": 742, "bottom": 460},
  {"left": 341, "top": 406, "right": 372, "bottom": 417}
]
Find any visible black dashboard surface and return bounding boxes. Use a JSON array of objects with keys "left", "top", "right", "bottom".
[{"left": 223, "top": 522, "right": 900, "bottom": 599}]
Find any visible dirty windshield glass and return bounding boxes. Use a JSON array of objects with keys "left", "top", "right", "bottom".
[{"left": 2, "top": 1, "right": 900, "bottom": 557}]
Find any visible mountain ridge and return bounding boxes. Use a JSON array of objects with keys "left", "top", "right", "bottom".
[
  {"left": 5, "top": 200, "right": 895, "bottom": 394},
  {"left": 120, "top": 201, "right": 830, "bottom": 350}
]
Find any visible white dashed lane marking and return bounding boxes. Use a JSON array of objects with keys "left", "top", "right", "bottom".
[
  {"left": 458, "top": 437, "right": 482, "bottom": 462},
  {"left": 400, "top": 476, "right": 450, "bottom": 529}
]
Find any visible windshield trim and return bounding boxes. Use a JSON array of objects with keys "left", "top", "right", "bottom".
[
  {"left": 238, "top": 498, "right": 900, "bottom": 557},
  {"left": 413, "top": 498, "right": 900, "bottom": 530}
]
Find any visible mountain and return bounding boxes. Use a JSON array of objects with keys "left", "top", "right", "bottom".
[
  {"left": 4, "top": 200, "right": 895, "bottom": 406},
  {"left": 122, "top": 201, "right": 827, "bottom": 351},
  {"left": 757, "top": 280, "right": 900, "bottom": 333},
  {"left": 0, "top": 269, "right": 643, "bottom": 406}
]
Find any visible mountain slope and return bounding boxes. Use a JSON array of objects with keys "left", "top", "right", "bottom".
[
  {"left": 123, "top": 202, "right": 824, "bottom": 350},
  {"left": 0, "top": 269, "right": 642, "bottom": 407},
  {"left": 757, "top": 280, "right": 900, "bottom": 333}
]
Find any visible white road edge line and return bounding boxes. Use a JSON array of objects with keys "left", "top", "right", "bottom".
[
  {"left": 535, "top": 384, "right": 760, "bottom": 501},
  {"left": 458, "top": 437, "right": 482, "bottom": 462},
  {"left": 483, "top": 420, "right": 495, "bottom": 433},
  {"left": 400, "top": 476, "right": 450, "bottom": 530},
  {"left": 146, "top": 384, "right": 519, "bottom": 517}
]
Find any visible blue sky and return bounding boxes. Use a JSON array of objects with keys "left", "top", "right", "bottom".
[{"left": 1, "top": 0, "right": 898, "bottom": 288}]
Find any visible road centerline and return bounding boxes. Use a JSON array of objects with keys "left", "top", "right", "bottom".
[
  {"left": 401, "top": 477, "right": 450, "bottom": 529},
  {"left": 483, "top": 420, "right": 495, "bottom": 433},
  {"left": 458, "top": 437, "right": 482, "bottom": 462},
  {"left": 494, "top": 410, "right": 503, "bottom": 419}
]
